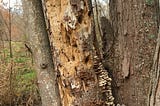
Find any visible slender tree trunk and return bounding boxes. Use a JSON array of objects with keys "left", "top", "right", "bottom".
[
  {"left": 25, "top": 0, "right": 61, "bottom": 106},
  {"left": 150, "top": 26, "right": 160, "bottom": 106},
  {"left": 109, "top": 0, "right": 159, "bottom": 105},
  {"left": 44, "top": 0, "right": 114, "bottom": 105}
]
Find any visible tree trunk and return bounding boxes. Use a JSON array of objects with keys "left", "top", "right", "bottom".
[
  {"left": 25, "top": 0, "right": 61, "bottom": 106},
  {"left": 44, "top": 0, "right": 114, "bottom": 105},
  {"left": 109, "top": 0, "right": 159, "bottom": 106}
]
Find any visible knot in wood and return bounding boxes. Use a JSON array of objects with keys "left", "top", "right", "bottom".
[{"left": 40, "top": 63, "right": 48, "bottom": 69}]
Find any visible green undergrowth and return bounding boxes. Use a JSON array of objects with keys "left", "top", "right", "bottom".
[
  {"left": 0, "top": 41, "right": 41, "bottom": 106},
  {"left": 145, "top": 0, "right": 153, "bottom": 5}
]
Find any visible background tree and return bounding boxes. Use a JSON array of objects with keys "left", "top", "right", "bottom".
[{"left": 108, "top": 0, "right": 160, "bottom": 106}]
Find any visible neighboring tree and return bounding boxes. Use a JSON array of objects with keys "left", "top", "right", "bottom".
[
  {"left": 44, "top": 0, "right": 114, "bottom": 105},
  {"left": 108, "top": 0, "right": 160, "bottom": 106},
  {"left": 23, "top": 0, "right": 61, "bottom": 106},
  {"left": 0, "top": 10, "right": 8, "bottom": 41}
]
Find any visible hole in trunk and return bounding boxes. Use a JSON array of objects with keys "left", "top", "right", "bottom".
[{"left": 84, "top": 55, "right": 90, "bottom": 63}]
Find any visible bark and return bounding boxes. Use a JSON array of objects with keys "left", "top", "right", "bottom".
[
  {"left": 24, "top": 0, "right": 61, "bottom": 106},
  {"left": 109, "top": 0, "right": 159, "bottom": 106},
  {"left": 93, "top": 0, "right": 103, "bottom": 59},
  {"left": 44, "top": 0, "right": 114, "bottom": 105},
  {"left": 150, "top": 26, "right": 160, "bottom": 106}
]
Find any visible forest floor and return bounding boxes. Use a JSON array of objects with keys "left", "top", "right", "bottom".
[{"left": 0, "top": 41, "right": 41, "bottom": 106}]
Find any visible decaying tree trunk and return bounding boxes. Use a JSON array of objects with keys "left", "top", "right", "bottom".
[
  {"left": 24, "top": 0, "right": 61, "bottom": 106},
  {"left": 109, "top": 0, "right": 159, "bottom": 106},
  {"left": 44, "top": 0, "right": 114, "bottom": 105}
]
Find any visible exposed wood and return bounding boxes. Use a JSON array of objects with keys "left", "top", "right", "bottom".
[{"left": 44, "top": 0, "right": 114, "bottom": 105}]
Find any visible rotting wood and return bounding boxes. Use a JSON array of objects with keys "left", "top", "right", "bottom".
[{"left": 44, "top": 0, "right": 114, "bottom": 105}]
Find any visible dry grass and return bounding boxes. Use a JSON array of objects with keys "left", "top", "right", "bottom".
[
  {"left": 0, "top": 41, "right": 41, "bottom": 106},
  {"left": 0, "top": 62, "right": 11, "bottom": 105}
]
